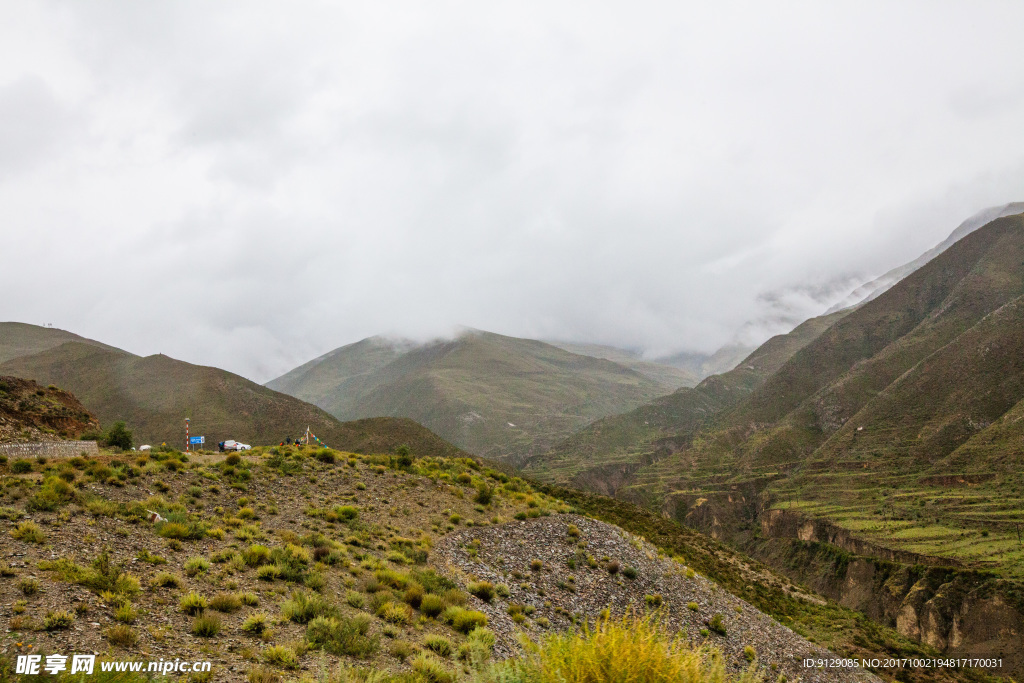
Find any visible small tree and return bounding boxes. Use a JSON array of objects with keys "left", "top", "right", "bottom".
[
  {"left": 395, "top": 444, "right": 413, "bottom": 468},
  {"left": 105, "top": 422, "right": 133, "bottom": 451}
]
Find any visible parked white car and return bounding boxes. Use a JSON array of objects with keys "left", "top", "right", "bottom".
[{"left": 218, "top": 440, "right": 251, "bottom": 452}]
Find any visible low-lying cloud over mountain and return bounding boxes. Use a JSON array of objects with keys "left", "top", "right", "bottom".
[{"left": 2, "top": 2, "right": 1024, "bottom": 381}]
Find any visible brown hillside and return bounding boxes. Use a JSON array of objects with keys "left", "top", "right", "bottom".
[
  {"left": 0, "top": 340, "right": 466, "bottom": 459},
  {"left": 0, "top": 375, "right": 99, "bottom": 442}
]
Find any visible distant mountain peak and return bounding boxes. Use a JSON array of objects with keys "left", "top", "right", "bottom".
[{"left": 826, "top": 201, "right": 1024, "bottom": 314}]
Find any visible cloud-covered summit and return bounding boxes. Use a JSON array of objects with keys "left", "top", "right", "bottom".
[{"left": 1, "top": 2, "right": 1023, "bottom": 381}]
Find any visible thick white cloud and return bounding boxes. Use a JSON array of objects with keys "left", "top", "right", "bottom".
[{"left": 1, "top": 1, "right": 1023, "bottom": 381}]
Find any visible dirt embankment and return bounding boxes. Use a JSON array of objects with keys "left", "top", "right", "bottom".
[{"left": 0, "top": 376, "right": 98, "bottom": 443}]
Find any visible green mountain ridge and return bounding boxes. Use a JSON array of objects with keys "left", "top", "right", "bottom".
[
  {"left": 0, "top": 321, "right": 118, "bottom": 364},
  {"left": 0, "top": 327, "right": 465, "bottom": 459},
  {"left": 268, "top": 329, "right": 670, "bottom": 463},
  {"left": 542, "top": 340, "right": 701, "bottom": 389},
  {"left": 529, "top": 212, "right": 1024, "bottom": 578},
  {"left": 526, "top": 309, "right": 849, "bottom": 488}
]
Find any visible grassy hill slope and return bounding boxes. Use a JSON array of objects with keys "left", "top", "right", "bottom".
[
  {"left": 526, "top": 309, "right": 849, "bottom": 488},
  {"left": 0, "top": 339, "right": 464, "bottom": 459},
  {"left": 0, "top": 322, "right": 116, "bottom": 364},
  {"left": 0, "top": 444, "right": 993, "bottom": 683},
  {"left": 269, "top": 330, "right": 668, "bottom": 464},
  {"left": 533, "top": 213, "right": 1024, "bottom": 579},
  {"left": 543, "top": 341, "right": 700, "bottom": 389}
]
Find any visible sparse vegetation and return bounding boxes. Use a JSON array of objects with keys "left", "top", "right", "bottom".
[
  {"left": 43, "top": 610, "right": 75, "bottom": 630},
  {"left": 105, "top": 624, "right": 139, "bottom": 647},
  {"left": 192, "top": 613, "right": 222, "bottom": 637},
  {"left": 180, "top": 592, "right": 208, "bottom": 615},
  {"left": 11, "top": 520, "right": 45, "bottom": 543}
]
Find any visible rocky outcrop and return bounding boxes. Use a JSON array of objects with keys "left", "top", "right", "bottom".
[
  {"left": 0, "top": 375, "right": 99, "bottom": 443},
  {"left": 761, "top": 508, "right": 958, "bottom": 567},
  {"left": 752, "top": 508, "right": 1024, "bottom": 677},
  {"left": 568, "top": 462, "right": 641, "bottom": 497}
]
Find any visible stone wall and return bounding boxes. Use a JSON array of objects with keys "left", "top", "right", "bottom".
[{"left": 0, "top": 441, "right": 99, "bottom": 459}]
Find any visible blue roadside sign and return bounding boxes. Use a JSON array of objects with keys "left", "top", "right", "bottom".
[{"left": 189, "top": 436, "right": 205, "bottom": 445}]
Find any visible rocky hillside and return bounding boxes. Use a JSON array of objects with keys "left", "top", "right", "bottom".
[
  {"left": 0, "top": 444, "right": 955, "bottom": 683},
  {"left": 0, "top": 375, "right": 98, "bottom": 443}
]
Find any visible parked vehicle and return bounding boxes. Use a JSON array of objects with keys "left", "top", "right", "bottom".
[{"left": 218, "top": 440, "right": 251, "bottom": 452}]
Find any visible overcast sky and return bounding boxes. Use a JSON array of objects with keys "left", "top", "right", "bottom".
[{"left": 2, "top": 1, "right": 1023, "bottom": 382}]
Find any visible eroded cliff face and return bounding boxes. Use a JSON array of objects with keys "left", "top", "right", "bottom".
[
  {"left": 761, "top": 508, "right": 957, "bottom": 568},
  {"left": 677, "top": 496, "right": 1024, "bottom": 677},
  {"left": 757, "top": 509, "right": 1024, "bottom": 676}
]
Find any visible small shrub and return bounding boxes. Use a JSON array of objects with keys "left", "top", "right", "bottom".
[
  {"left": 11, "top": 521, "right": 45, "bottom": 544},
  {"left": 709, "top": 613, "right": 726, "bottom": 636},
  {"left": 607, "top": 560, "right": 620, "bottom": 575},
  {"left": 44, "top": 610, "right": 75, "bottom": 630},
  {"left": 242, "top": 612, "right": 270, "bottom": 635},
  {"left": 530, "top": 559, "right": 543, "bottom": 572},
  {"left": 137, "top": 549, "right": 167, "bottom": 564},
  {"left": 452, "top": 609, "right": 488, "bottom": 633},
  {"left": 262, "top": 645, "right": 298, "bottom": 669},
  {"left": 391, "top": 640, "right": 415, "bottom": 661},
  {"left": 19, "top": 577, "right": 40, "bottom": 595},
  {"left": 468, "top": 580, "right": 496, "bottom": 602},
  {"left": 210, "top": 592, "right": 243, "bottom": 612},
  {"left": 424, "top": 635, "right": 453, "bottom": 657},
  {"left": 244, "top": 544, "right": 273, "bottom": 567},
  {"left": 152, "top": 571, "right": 183, "bottom": 588},
  {"left": 460, "top": 626, "right": 496, "bottom": 664},
  {"left": 305, "top": 572, "right": 327, "bottom": 592},
  {"left": 346, "top": 591, "right": 366, "bottom": 609},
  {"left": 622, "top": 566, "right": 638, "bottom": 580},
  {"left": 567, "top": 524, "right": 580, "bottom": 538},
  {"left": 180, "top": 592, "right": 208, "bottom": 615},
  {"left": 184, "top": 556, "right": 211, "bottom": 577},
  {"left": 192, "top": 613, "right": 222, "bottom": 637},
  {"left": 115, "top": 603, "right": 137, "bottom": 624},
  {"left": 687, "top": 601, "right": 699, "bottom": 612},
  {"left": 644, "top": 594, "right": 663, "bottom": 608},
  {"left": 335, "top": 505, "right": 359, "bottom": 521},
  {"left": 105, "top": 624, "right": 138, "bottom": 647},
  {"left": 474, "top": 484, "right": 493, "bottom": 505},
  {"left": 743, "top": 645, "right": 756, "bottom": 662},
  {"left": 379, "top": 601, "right": 412, "bottom": 624},
  {"left": 282, "top": 589, "right": 338, "bottom": 624},
  {"left": 443, "top": 588, "right": 468, "bottom": 606},
  {"left": 420, "top": 593, "right": 445, "bottom": 617},
  {"left": 403, "top": 582, "right": 425, "bottom": 608},
  {"left": 495, "top": 583, "right": 511, "bottom": 598},
  {"left": 411, "top": 653, "right": 454, "bottom": 683},
  {"left": 247, "top": 666, "right": 281, "bottom": 683},
  {"left": 11, "top": 459, "right": 32, "bottom": 474},
  {"left": 256, "top": 565, "right": 281, "bottom": 581},
  {"left": 305, "top": 614, "right": 378, "bottom": 658},
  {"left": 240, "top": 592, "right": 260, "bottom": 606}
]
